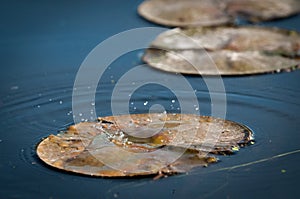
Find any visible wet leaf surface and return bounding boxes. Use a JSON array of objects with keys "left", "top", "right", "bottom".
[
  {"left": 138, "top": 0, "right": 300, "bottom": 27},
  {"left": 227, "top": 0, "right": 300, "bottom": 23},
  {"left": 138, "top": 0, "right": 231, "bottom": 27},
  {"left": 150, "top": 26, "right": 300, "bottom": 57},
  {"left": 37, "top": 114, "right": 254, "bottom": 178},
  {"left": 143, "top": 49, "right": 300, "bottom": 75},
  {"left": 143, "top": 26, "right": 300, "bottom": 75}
]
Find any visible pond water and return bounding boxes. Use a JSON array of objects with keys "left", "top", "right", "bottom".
[{"left": 0, "top": 1, "right": 300, "bottom": 198}]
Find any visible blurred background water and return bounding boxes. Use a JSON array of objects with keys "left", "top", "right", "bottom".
[{"left": 0, "top": 1, "right": 300, "bottom": 198}]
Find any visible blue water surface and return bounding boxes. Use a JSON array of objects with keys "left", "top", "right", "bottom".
[{"left": 0, "top": 1, "right": 300, "bottom": 198}]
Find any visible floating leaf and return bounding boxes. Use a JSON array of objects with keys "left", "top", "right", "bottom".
[
  {"left": 227, "top": 0, "right": 300, "bottom": 23},
  {"left": 143, "top": 26, "right": 300, "bottom": 75},
  {"left": 37, "top": 114, "right": 254, "bottom": 177},
  {"left": 143, "top": 49, "right": 300, "bottom": 75},
  {"left": 138, "top": 0, "right": 300, "bottom": 27},
  {"left": 138, "top": 0, "right": 232, "bottom": 27},
  {"left": 150, "top": 26, "right": 300, "bottom": 57}
]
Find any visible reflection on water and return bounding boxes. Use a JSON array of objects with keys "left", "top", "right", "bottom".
[{"left": 0, "top": 0, "right": 300, "bottom": 198}]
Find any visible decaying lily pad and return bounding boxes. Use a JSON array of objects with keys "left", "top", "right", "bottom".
[
  {"left": 137, "top": 0, "right": 231, "bottom": 27},
  {"left": 138, "top": 0, "right": 300, "bottom": 27},
  {"left": 143, "top": 26, "right": 300, "bottom": 75},
  {"left": 227, "top": 0, "right": 300, "bottom": 23},
  {"left": 150, "top": 26, "right": 300, "bottom": 57},
  {"left": 37, "top": 113, "right": 254, "bottom": 177},
  {"left": 143, "top": 49, "right": 300, "bottom": 75}
]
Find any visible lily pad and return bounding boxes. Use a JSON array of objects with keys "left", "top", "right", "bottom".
[
  {"left": 227, "top": 0, "right": 300, "bottom": 23},
  {"left": 138, "top": 0, "right": 232, "bottom": 27},
  {"left": 143, "top": 49, "right": 300, "bottom": 75},
  {"left": 37, "top": 113, "right": 253, "bottom": 177},
  {"left": 143, "top": 26, "right": 300, "bottom": 75},
  {"left": 138, "top": 0, "right": 300, "bottom": 27},
  {"left": 150, "top": 26, "right": 300, "bottom": 57}
]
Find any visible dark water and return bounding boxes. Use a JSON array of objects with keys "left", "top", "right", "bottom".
[{"left": 1, "top": 1, "right": 300, "bottom": 198}]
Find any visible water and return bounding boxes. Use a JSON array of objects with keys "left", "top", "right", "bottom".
[{"left": 0, "top": 1, "right": 300, "bottom": 198}]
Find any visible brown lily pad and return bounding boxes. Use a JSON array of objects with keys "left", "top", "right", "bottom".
[
  {"left": 150, "top": 26, "right": 300, "bottom": 57},
  {"left": 227, "top": 0, "right": 300, "bottom": 23},
  {"left": 37, "top": 113, "right": 253, "bottom": 177},
  {"left": 143, "top": 26, "right": 300, "bottom": 75},
  {"left": 143, "top": 49, "right": 300, "bottom": 75},
  {"left": 138, "top": 0, "right": 300, "bottom": 27},
  {"left": 138, "top": 0, "right": 231, "bottom": 27}
]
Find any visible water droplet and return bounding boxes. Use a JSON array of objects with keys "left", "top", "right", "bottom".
[
  {"left": 144, "top": 101, "right": 148, "bottom": 106},
  {"left": 49, "top": 98, "right": 52, "bottom": 102},
  {"left": 133, "top": 107, "right": 137, "bottom": 110},
  {"left": 37, "top": 105, "right": 41, "bottom": 108},
  {"left": 79, "top": 113, "right": 83, "bottom": 117},
  {"left": 10, "top": 86, "right": 19, "bottom": 90},
  {"left": 130, "top": 102, "right": 134, "bottom": 105},
  {"left": 137, "top": 52, "right": 143, "bottom": 59},
  {"left": 171, "top": 100, "right": 175, "bottom": 103},
  {"left": 195, "top": 107, "right": 199, "bottom": 111},
  {"left": 38, "top": 93, "right": 42, "bottom": 97},
  {"left": 91, "top": 102, "right": 95, "bottom": 106},
  {"left": 59, "top": 101, "right": 63, "bottom": 104}
]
